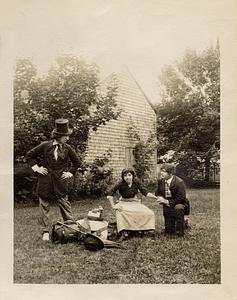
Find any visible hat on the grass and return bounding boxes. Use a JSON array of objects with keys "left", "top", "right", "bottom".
[
  {"left": 161, "top": 163, "right": 175, "bottom": 174},
  {"left": 52, "top": 119, "right": 73, "bottom": 136},
  {"left": 84, "top": 234, "right": 104, "bottom": 251}
]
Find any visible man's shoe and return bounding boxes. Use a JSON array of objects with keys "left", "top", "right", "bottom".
[
  {"left": 184, "top": 219, "right": 191, "bottom": 230},
  {"left": 42, "top": 231, "right": 50, "bottom": 241}
]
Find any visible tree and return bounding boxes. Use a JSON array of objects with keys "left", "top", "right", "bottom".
[
  {"left": 14, "top": 54, "right": 120, "bottom": 160},
  {"left": 156, "top": 41, "right": 220, "bottom": 182},
  {"left": 14, "top": 58, "right": 40, "bottom": 159},
  {"left": 14, "top": 58, "right": 37, "bottom": 102}
]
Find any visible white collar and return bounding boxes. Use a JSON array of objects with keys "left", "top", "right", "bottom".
[
  {"left": 166, "top": 175, "right": 173, "bottom": 186},
  {"left": 53, "top": 140, "right": 62, "bottom": 146}
]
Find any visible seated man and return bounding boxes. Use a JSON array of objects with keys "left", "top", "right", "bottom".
[{"left": 156, "top": 164, "right": 188, "bottom": 237}]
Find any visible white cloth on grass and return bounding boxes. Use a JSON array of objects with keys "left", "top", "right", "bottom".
[{"left": 76, "top": 219, "right": 108, "bottom": 239}]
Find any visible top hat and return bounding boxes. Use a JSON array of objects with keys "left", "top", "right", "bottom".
[
  {"left": 84, "top": 234, "right": 104, "bottom": 251},
  {"left": 53, "top": 119, "right": 73, "bottom": 136}
]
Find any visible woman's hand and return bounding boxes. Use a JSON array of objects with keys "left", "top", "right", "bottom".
[
  {"left": 107, "top": 196, "right": 122, "bottom": 210},
  {"left": 61, "top": 171, "right": 73, "bottom": 179},
  {"left": 146, "top": 192, "right": 158, "bottom": 200}
]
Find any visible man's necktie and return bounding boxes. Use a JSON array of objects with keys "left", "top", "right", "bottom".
[
  {"left": 54, "top": 145, "right": 59, "bottom": 161},
  {"left": 165, "top": 181, "right": 171, "bottom": 198},
  {"left": 54, "top": 144, "right": 64, "bottom": 161}
]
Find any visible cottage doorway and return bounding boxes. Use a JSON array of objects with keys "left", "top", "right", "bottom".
[{"left": 125, "top": 147, "right": 135, "bottom": 168}]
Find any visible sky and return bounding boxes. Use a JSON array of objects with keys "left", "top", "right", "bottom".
[{"left": 0, "top": 0, "right": 232, "bottom": 103}]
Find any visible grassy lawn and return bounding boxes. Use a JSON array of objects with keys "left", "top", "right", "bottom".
[{"left": 14, "top": 188, "right": 220, "bottom": 284}]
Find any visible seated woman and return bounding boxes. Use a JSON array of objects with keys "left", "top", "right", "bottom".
[{"left": 107, "top": 168, "right": 157, "bottom": 241}]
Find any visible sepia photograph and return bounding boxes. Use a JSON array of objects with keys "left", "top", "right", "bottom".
[{"left": 0, "top": 0, "right": 237, "bottom": 299}]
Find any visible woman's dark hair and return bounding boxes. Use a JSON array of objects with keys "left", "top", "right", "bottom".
[{"left": 121, "top": 168, "right": 136, "bottom": 181}]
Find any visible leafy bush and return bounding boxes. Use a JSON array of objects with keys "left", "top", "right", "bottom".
[
  {"left": 144, "top": 178, "right": 158, "bottom": 192},
  {"left": 72, "top": 150, "right": 113, "bottom": 198},
  {"left": 14, "top": 163, "right": 38, "bottom": 203}
]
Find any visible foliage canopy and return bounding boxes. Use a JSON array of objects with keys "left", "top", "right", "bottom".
[
  {"left": 156, "top": 42, "right": 220, "bottom": 182},
  {"left": 14, "top": 54, "right": 120, "bottom": 159}
]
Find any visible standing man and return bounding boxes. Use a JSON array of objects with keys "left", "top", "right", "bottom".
[
  {"left": 26, "top": 119, "right": 80, "bottom": 241},
  {"left": 156, "top": 164, "right": 188, "bottom": 237}
]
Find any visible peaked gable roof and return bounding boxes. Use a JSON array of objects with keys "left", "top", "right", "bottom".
[
  {"left": 125, "top": 66, "right": 156, "bottom": 112},
  {"left": 101, "top": 67, "right": 156, "bottom": 113}
]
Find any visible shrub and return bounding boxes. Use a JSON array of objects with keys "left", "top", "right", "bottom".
[
  {"left": 72, "top": 150, "right": 113, "bottom": 199},
  {"left": 14, "top": 163, "right": 38, "bottom": 203}
]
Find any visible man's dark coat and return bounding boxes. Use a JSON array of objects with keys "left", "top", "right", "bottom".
[
  {"left": 155, "top": 175, "right": 187, "bottom": 208},
  {"left": 26, "top": 140, "right": 80, "bottom": 199}
]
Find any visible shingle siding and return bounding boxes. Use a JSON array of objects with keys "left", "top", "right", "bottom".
[{"left": 86, "top": 70, "right": 157, "bottom": 180}]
